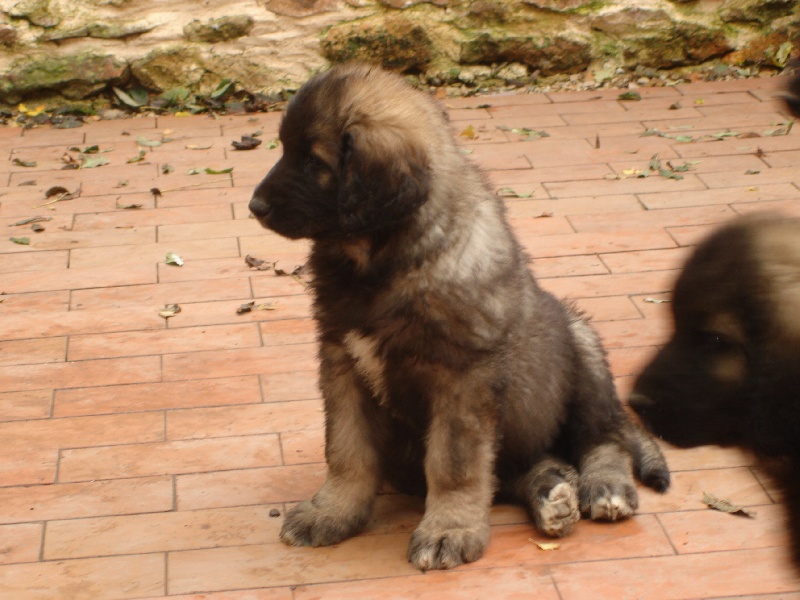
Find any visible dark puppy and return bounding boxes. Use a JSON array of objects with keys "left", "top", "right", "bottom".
[
  {"left": 250, "top": 63, "right": 669, "bottom": 570},
  {"left": 630, "top": 213, "right": 800, "bottom": 560}
]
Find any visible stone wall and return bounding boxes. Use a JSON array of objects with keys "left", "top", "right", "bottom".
[{"left": 0, "top": 0, "right": 798, "bottom": 107}]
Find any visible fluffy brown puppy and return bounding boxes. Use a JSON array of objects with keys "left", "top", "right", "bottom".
[
  {"left": 630, "top": 213, "right": 800, "bottom": 562},
  {"left": 249, "top": 63, "right": 669, "bottom": 570}
]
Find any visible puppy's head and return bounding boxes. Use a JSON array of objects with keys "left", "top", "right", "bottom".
[
  {"left": 249, "top": 64, "right": 433, "bottom": 241},
  {"left": 630, "top": 215, "right": 800, "bottom": 453}
]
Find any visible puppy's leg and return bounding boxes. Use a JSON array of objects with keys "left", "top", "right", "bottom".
[
  {"left": 407, "top": 377, "right": 497, "bottom": 570},
  {"left": 505, "top": 455, "right": 580, "bottom": 537},
  {"left": 280, "top": 344, "right": 383, "bottom": 547},
  {"left": 577, "top": 442, "right": 639, "bottom": 520}
]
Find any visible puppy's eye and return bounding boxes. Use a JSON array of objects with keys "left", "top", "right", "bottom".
[
  {"left": 305, "top": 154, "right": 328, "bottom": 174},
  {"left": 698, "top": 331, "right": 736, "bottom": 354}
]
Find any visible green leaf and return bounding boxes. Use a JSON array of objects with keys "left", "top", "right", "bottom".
[
  {"left": 127, "top": 149, "right": 147, "bottom": 163},
  {"left": 618, "top": 91, "right": 642, "bottom": 101},
  {"left": 497, "top": 187, "right": 533, "bottom": 198},
  {"left": 81, "top": 156, "right": 109, "bottom": 169},
  {"left": 266, "top": 139, "right": 280, "bottom": 150},
  {"left": 113, "top": 86, "right": 147, "bottom": 108},
  {"left": 136, "top": 135, "right": 162, "bottom": 148},
  {"left": 10, "top": 236, "right": 30, "bottom": 245},
  {"left": 204, "top": 167, "right": 233, "bottom": 175},
  {"left": 658, "top": 169, "right": 684, "bottom": 180},
  {"left": 210, "top": 79, "right": 235, "bottom": 99},
  {"left": 165, "top": 252, "right": 184, "bottom": 266},
  {"left": 649, "top": 154, "right": 661, "bottom": 172},
  {"left": 160, "top": 87, "right": 190, "bottom": 107}
]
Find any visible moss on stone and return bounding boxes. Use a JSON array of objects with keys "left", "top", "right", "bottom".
[
  {"left": 8, "top": 0, "right": 61, "bottom": 28},
  {"left": 183, "top": 15, "right": 255, "bottom": 43}
]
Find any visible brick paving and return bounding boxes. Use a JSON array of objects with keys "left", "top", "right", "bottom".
[{"left": 1, "top": 74, "right": 800, "bottom": 599}]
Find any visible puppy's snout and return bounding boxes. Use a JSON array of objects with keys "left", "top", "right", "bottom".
[
  {"left": 628, "top": 392, "right": 653, "bottom": 416},
  {"left": 249, "top": 196, "right": 272, "bottom": 220}
]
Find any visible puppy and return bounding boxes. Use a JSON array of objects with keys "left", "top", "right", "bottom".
[
  {"left": 249, "top": 63, "right": 669, "bottom": 570},
  {"left": 630, "top": 214, "right": 800, "bottom": 562}
]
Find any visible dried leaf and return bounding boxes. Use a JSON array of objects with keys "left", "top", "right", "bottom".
[
  {"left": 137, "top": 135, "right": 162, "bottom": 148},
  {"left": 274, "top": 264, "right": 305, "bottom": 276},
  {"left": 10, "top": 216, "right": 51, "bottom": 227},
  {"left": 266, "top": 139, "right": 280, "bottom": 150},
  {"left": 594, "top": 133, "right": 600, "bottom": 149},
  {"left": 237, "top": 301, "right": 255, "bottom": 315},
  {"left": 158, "top": 303, "right": 181, "bottom": 319},
  {"left": 115, "top": 199, "right": 143, "bottom": 210},
  {"left": 658, "top": 168, "right": 684, "bottom": 180},
  {"left": 643, "top": 297, "right": 670, "bottom": 304},
  {"left": 245, "top": 255, "right": 274, "bottom": 271},
  {"left": 775, "top": 42, "right": 793, "bottom": 68},
  {"left": 534, "top": 212, "right": 553, "bottom": 219},
  {"left": 703, "top": 491, "right": 756, "bottom": 518},
  {"left": 113, "top": 86, "right": 147, "bottom": 108},
  {"left": 497, "top": 187, "right": 533, "bottom": 198},
  {"left": 231, "top": 135, "right": 262, "bottom": 151},
  {"left": 31, "top": 223, "right": 45, "bottom": 233},
  {"left": 151, "top": 188, "right": 162, "bottom": 198},
  {"left": 162, "top": 164, "right": 174, "bottom": 175},
  {"left": 18, "top": 102, "right": 45, "bottom": 117},
  {"left": 185, "top": 144, "right": 213, "bottom": 150},
  {"left": 459, "top": 125, "right": 478, "bottom": 140},
  {"left": 618, "top": 91, "right": 641, "bottom": 101},
  {"left": 81, "top": 156, "right": 109, "bottom": 169},
  {"left": 127, "top": 149, "right": 147, "bottom": 164},
  {"left": 12, "top": 158, "right": 37, "bottom": 168},
  {"left": 204, "top": 167, "right": 233, "bottom": 175},
  {"left": 649, "top": 154, "right": 662, "bottom": 172},
  {"left": 668, "top": 101, "right": 682, "bottom": 110},
  {"left": 255, "top": 302, "right": 278, "bottom": 311},
  {"left": 694, "top": 98, "right": 705, "bottom": 105},
  {"left": 165, "top": 252, "right": 184, "bottom": 267},
  {"left": 745, "top": 169, "right": 760, "bottom": 175},
  {"left": 528, "top": 538, "right": 560, "bottom": 551},
  {"left": 10, "top": 236, "right": 30, "bottom": 245}
]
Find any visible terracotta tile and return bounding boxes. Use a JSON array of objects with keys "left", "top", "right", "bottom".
[
  {"left": 0, "top": 523, "right": 41, "bottom": 565},
  {"left": 699, "top": 165, "right": 799, "bottom": 189},
  {"left": 157, "top": 219, "right": 263, "bottom": 243},
  {"left": 659, "top": 503, "right": 787, "bottom": 555},
  {"left": 491, "top": 163, "right": 613, "bottom": 186},
  {"left": 162, "top": 343, "right": 317, "bottom": 382},
  {"left": 509, "top": 214, "right": 575, "bottom": 237},
  {"left": 607, "top": 345, "right": 660, "bottom": 378},
  {"left": 659, "top": 445, "right": 755, "bottom": 472},
  {"left": 70, "top": 278, "right": 252, "bottom": 309},
  {"left": 593, "top": 317, "right": 671, "bottom": 349},
  {"left": 0, "top": 355, "right": 161, "bottom": 391},
  {"left": 0, "top": 554, "right": 164, "bottom": 599},
  {"left": 546, "top": 173, "right": 706, "bottom": 198},
  {"left": 572, "top": 296, "right": 641, "bottom": 321},
  {"left": 551, "top": 547, "right": 799, "bottom": 600},
  {"left": 639, "top": 182, "right": 798, "bottom": 209},
  {"left": 152, "top": 186, "right": 246, "bottom": 209},
  {"left": 167, "top": 399, "right": 323, "bottom": 440},
  {"left": 0, "top": 305, "right": 164, "bottom": 342},
  {"left": 0, "top": 250, "right": 68, "bottom": 274},
  {"left": 488, "top": 100, "right": 625, "bottom": 119},
  {"left": 667, "top": 223, "right": 723, "bottom": 247},
  {"left": 637, "top": 467, "right": 773, "bottom": 514},
  {"left": 0, "top": 446, "right": 57, "bottom": 487},
  {"left": 0, "top": 389, "right": 51, "bottom": 421},
  {"left": 58, "top": 434, "right": 282, "bottom": 482},
  {"left": 0, "top": 476, "right": 173, "bottom": 524},
  {"left": 547, "top": 86, "right": 681, "bottom": 103},
  {"left": 44, "top": 505, "right": 283, "bottom": 560},
  {"left": 522, "top": 229, "right": 677, "bottom": 259},
  {"left": 69, "top": 237, "right": 240, "bottom": 270},
  {"left": 167, "top": 534, "right": 418, "bottom": 594},
  {"left": 72, "top": 204, "right": 233, "bottom": 230},
  {"left": 568, "top": 204, "right": 735, "bottom": 233},
  {"left": 1, "top": 263, "right": 156, "bottom": 294},
  {"left": 260, "top": 371, "right": 321, "bottom": 402},
  {"left": 540, "top": 270, "right": 678, "bottom": 299},
  {"left": 294, "top": 564, "right": 559, "bottom": 600},
  {"left": 142, "top": 591, "right": 292, "bottom": 600},
  {"left": 600, "top": 246, "right": 692, "bottom": 274},
  {"left": 0, "top": 291, "right": 69, "bottom": 314},
  {"left": 164, "top": 295, "right": 313, "bottom": 329},
  {"left": 176, "top": 463, "right": 327, "bottom": 510},
  {"left": 281, "top": 428, "right": 325, "bottom": 465},
  {"left": 0, "top": 337, "right": 66, "bottom": 366},
  {"left": 54, "top": 376, "right": 261, "bottom": 417},
  {"left": 503, "top": 195, "right": 642, "bottom": 218},
  {"left": 733, "top": 198, "right": 800, "bottom": 216},
  {"left": 67, "top": 323, "right": 262, "bottom": 361},
  {"left": 530, "top": 254, "right": 608, "bottom": 278}
]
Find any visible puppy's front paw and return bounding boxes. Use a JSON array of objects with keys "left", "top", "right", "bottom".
[
  {"left": 535, "top": 481, "right": 580, "bottom": 537},
  {"left": 579, "top": 480, "right": 638, "bottom": 521},
  {"left": 279, "top": 499, "right": 366, "bottom": 547},
  {"left": 407, "top": 521, "right": 489, "bottom": 570}
]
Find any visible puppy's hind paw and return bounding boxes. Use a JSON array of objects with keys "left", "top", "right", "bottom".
[
  {"left": 534, "top": 481, "right": 580, "bottom": 538},
  {"left": 407, "top": 522, "right": 489, "bottom": 570}
]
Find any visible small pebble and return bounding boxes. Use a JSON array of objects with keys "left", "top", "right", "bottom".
[{"left": 269, "top": 508, "right": 281, "bottom": 518}]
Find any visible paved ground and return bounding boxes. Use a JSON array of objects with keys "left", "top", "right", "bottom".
[{"left": 2, "top": 74, "right": 800, "bottom": 599}]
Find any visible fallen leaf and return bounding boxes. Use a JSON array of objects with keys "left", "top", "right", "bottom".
[
  {"left": 497, "top": 187, "right": 533, "bottom": 198},
  {"left": 274, "top": 264, "right": 305, "bottom": 276},
  {"left": 31, "top": 223, "right": 45, "bottom": 232},
  {"left": 755, "top": 148, "right": 766, "bottom": 158},
  {"left": 594, "top": 133, "right": 600, "bottom": 149},
  {"left": 113, "top": 87, "right": 148, "bottom": 108},
  {"left": 161, "top": 164, "right": 174, "bottom": 175},
  {"left": 745, "top": 169, "right": 760, "bottom": 175},
  {"left": 185, "top": 144, "right": 213, "bottom": 150},
  {"left": 775, "top": 42, "right": 793, "bottom": 68},
  {"left": 127, "top": 149, "right": 147, "bottom": 164},
  {"left": 137, "top": 135, "right": 162, "bottom": 148},
  {"left": 151, "top": 188, "right": 162, "bottom": 198},
  {"left": 703, "top": 491, "right": 756, "bottom": 518},
  {"left": 231, "top": 135, "right": 262, "bottom": 151},
  {"left": 266, "top": 139, "right": 280, "bottom": 150},
  {"left": 643, "top": 297, "right": 671, "bottom": 304},
  {"left": 694, "top": 98, "right": 705, "bottom": 105},
  {"left": 10, "top": 236, "right": 30, "bottom": 245},
  {"left": 255, "top": 302, "right": 278, "bottom": 311},
  {"left": 81, "top": 156, "right": 109, "bottom": 169},
  {"left": 460, "top": 125, "right": 478, "bottom": 139},
  {"left": 245, "top": 254, "right": 274, "bottom": 271},
  {"left": 668, "top": 101, "right": 682, "bottom": 110},
  {"left": 12, "top": 158, "right": 37, "bottom": 168},
  {"left": 18, "top": 102, "right": 46, "bottom": 117},
  {"left": 165, "top": 252, "right": 184, "bottom": 266},
  {"left": 115, "top": 199, "right": 143, "bottom": 210},
  {"left": 618, "top": 91, "right": 641, "bottom": 101},
  {"left": 158, "top": 303, "right": 181, "bottom": 319},
  {"left": 204, "top": 167, "right": 233, "bottom": 175},
  {"left": 528, "top": 538, "right": 560, "bottom": 551},
  {"left": 658, "top": 168, "right": 684, "bottom": 180},
  {"left": 237, "top": 301, "right": 255, "bottom": 314},
  {"left": 649, "top": 154, "right": 662, "bottom": 171},
  {"left": 534, "top": 212, "right": 553, "bottom": 219},
  {"left": 10, "top": 216, "right": 51, "bottom": 227}
]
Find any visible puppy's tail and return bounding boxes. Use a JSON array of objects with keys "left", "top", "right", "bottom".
[{"left": 625, "top": 421, "right": 671, "bottom": 493}]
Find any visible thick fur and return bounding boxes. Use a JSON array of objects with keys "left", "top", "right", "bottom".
[
  {"left": 249, "top": 63, "right": 669, "bottom": 570},
  {"left": 630, "top": 213, "right": 800, "bottom": 563}
]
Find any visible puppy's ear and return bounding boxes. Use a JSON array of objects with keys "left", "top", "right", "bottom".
[{"left": 337, "top": 125, "right": 431, "bottom": 235}]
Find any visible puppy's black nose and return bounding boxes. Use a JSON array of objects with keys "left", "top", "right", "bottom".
[{"left": 249, "top": 196, "right": 271, "bottom": 220}]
